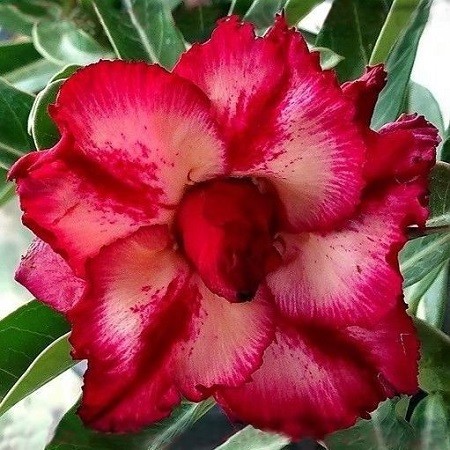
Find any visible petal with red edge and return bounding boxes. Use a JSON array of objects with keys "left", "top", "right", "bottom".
[
  {"left": 174, "top": 16, "right": 285, "bottom": 142},
  {"left": 267, "top": 183, "right": 426, "bottom": 327},
  {"left": 235, "top": 18, "right": 365, "bottom": 231},
  {"left": 341, "top": 65, "right": 386, "bottom": 128},
  {"left": 15, "top": 238, "right": 85, "bottom": 312},
  {"left": 51, "top": 60, "right": 225, "bottom": 208},
  {"left": 172, "top": 279, "right": 275, "bottom": 401},
  {"left": 365, "top": 114, "right": 438, "bottom": 184},
  {"left": 217, "top": 324, "right": 384, "bottom": 440},
  {"left": 10, "top": 146, "right": 157, "bottom": 275},
  {"left": 69, "top": 226, "right": 191, "bottom": 432},
  {"left": 347, "top": 305, "right": 419, "bottom": 395}
]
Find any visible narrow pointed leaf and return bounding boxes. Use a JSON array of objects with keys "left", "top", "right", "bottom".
[
  {"left": 0, "top": 333, "right": 74, "bottom": 417},
  {"left": 316, "top": 0, "right": 392, "bottom": 82},
  {"left": 371, "top": 0, "right": 432, "bottom": 129},
  {"left": 0, "top": 301, "right": 70, "bottom": 403}
]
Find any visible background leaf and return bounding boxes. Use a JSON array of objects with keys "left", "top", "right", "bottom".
[
  {"left": 414, "top": 318, "right": 450, "bottom": 394},
  {"left": 122, "top": 0, "right": 186, "bottom": 68},
  {"left": 0, "top": 333, "right": 74, "bottom": 417},
  {"left": 0, "top": 78, "right": 35, "bottom": 169},
  {"left": 0, "top": 301, "right": 70, "bottom": 403},
  {"left": 316, "top": 0, "right": 392, "bottom": 82},
  {"left": 47, "top": 399, "right": 214, "bottom": 450},
  {"left": 284, "top": 0, "right": 325, "bottom": 26},
  {"left": 324, "top": 399, "right": 416, "bottom": 450},
  {"left": 370, "top": 0, "right": 422, "bottom": 64},
  {"left": 371, "top": 0, "right": 431, "bottom": 129},
  {"left": 32, "top": 20, "right": 111, "bottom": 66},
  {"left": 410, "top": 393, "right": 450, "bottom": 450},
  {"left": 214, "top": 425, "right": 289, "bottom": 449}
]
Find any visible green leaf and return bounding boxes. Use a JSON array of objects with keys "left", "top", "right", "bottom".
[
  {"left": 324, "top": 398, "right": 416, "bottom": 450},
  {"left": 122, "top": 0, "right": 187, "bottom": 69},
  {"left": 0, "top": 77, "right": 35, "bottom": 169},
  {"left": 400, "top": 233, "right": 450, "bottom": 288},
  {"left": 408, "top": 82, "right": 445, "bottom": 137},
  {"left": 214, "top": 426, "right": 289, "bottom": 450},
  {"left": 0, "top": 333, "right": 74, "bottom": 417},
  {"left": 173, "top": 1, "right": 231, "bottom": 43},
  {"left": 0, "top": 301, "right": 70, "bottom": 403},
  {"left": 47, "top": 399, "right": 214, "bottom": 450},
  {"left": 28, "top": 79, "right": 63, "bottom": 150},
  {"left": 244, "top": 0, "right": 288, "bottom": 30},
  {"left": 442, "top": 136, "right": 450, "bottom": 164},
  {"left": 411, "top": 393, "right": 450, "bottom": 450},
  {"left": 0, "top": 41, "right": 41, "bottom": 76},
  {"left": 313, "top": 46, "right": 345, "bottom": 70},
  {"left": 414, "top": 318, "right": 450, "bottom": 394},
  {"left": 316, "top": 0, "right": 392, "bottom": 82},
  {"left": 0, "top": 167, "right": 15, "bottom": 207},
  {"left": 414, "top": 261, "right": 448, "bottom": 329},
  {"left": 0, "top": 1, "right": 61, "bottom": 36},
  {"left": 3, "top": 58, "right": 62, "bottom": 94},
  {"left": 371, "top": 0, "right": 431, "bottom": 129},
  {"left": 92, "top": 0, "right": 149, "bottom": 60},
  {"left": 285, "top": 0, "right": 325, "bottom": 26},
  {"left": 370, "top": 0, "right": 421, "bottom": 64},
  {"left": 32, "top": 20, "right": 111, "bottom": 66},
  {"left": 428, "top": 162, "right": 450, "bottom": 227}
]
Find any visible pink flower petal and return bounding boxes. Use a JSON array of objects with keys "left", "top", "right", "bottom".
[
  {"left": 68, "top": 226, "right": 191, "bottom": 432},
  {"left": 10, "top": 146, "right": 157, "bottom": 275},
  {"left": 52, "top": 60, "right": 225, "bottom": 208},
  {"left": 216, "top": 323, "right": 385, "bottom": 440},
  {"left": 342, "top": 65, "right": 387, "bottom": 128},
  {"left": 237, "top": 18, "right": 365, "bottom": 231},
  {"left": 266, "top": 183, "right": 426, "bottom": 327},
  {"left": 365, "top": 114, "right": 438, "bottom": 186},
  {"left": 172, "top": 278, "right": 275, "bottom": 401},
  {"left": 347, "top": 305, "right": 419, "bottom": 395},
  {"left": 15, "top": 238, "right": 85, "bottom": 312},
  {"left": 174, "top": 17, "right": 285, "bottom": 145}
]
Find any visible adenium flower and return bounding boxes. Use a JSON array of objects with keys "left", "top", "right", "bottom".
[{"left": 10, "top": 17, "right": 438, "bottom": 440}]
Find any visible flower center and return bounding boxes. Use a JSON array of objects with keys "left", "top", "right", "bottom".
[{"left": 175, "top": 178, "right": 281, "bottom": 303}]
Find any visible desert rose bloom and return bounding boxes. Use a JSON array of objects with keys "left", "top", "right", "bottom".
[{"left": 10, "top": 17, "right": 438, "bottom": 439}]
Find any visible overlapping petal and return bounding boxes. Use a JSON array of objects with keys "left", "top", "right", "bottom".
[
  {"left": 172, "top": 278, "right": 275, "bottom": 401},
  {"left": 52, "top": 61, "right": 226, "bottom": 207},
  {"left": 216, "top": 323, "right": 384, "bottom": 440},
  {"left": 176, "top": 17, "right": 366, "bottom": 232},
  {"left": 15, "top": 238, "right": 85, "bottom": 312},
  {"left": 68, "top": 226, "right": 191, "bottom": 431},
  {"left": 266, "top": 184, "right": 426, "bottom": 327}
]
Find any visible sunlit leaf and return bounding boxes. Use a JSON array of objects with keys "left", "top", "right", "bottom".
[
  {"left": 371, "top": 0, "right": 431, "bottom": 129},
  {"left": 324, "top": 399, "right": 416, "bottom": 450},
  {"left": 32, "top": 20, "right": 111, "bottom": 66},
  {"left": 46, "top": 399, "right": 215, "bottom": 450},
  {"left": 285, "top": 0, "right": 325, "bottom": 26},
  {"left": 0, "top": 333, "right": 74, "bottom": 417},
  {"left": 316, "top": 0, "right": 392, "bottom": 82},
  {"left": 427, "top": 162, "right": 450, "bottom": 227},
  {"left": 3, "top": 58, "right": 62, "bottom": 94},
  {"left": 0, "top": 301, "right": 70, "bottom": 403},
  {"left": 214, "top": 425, "right": 289, "bottom": 450}
]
